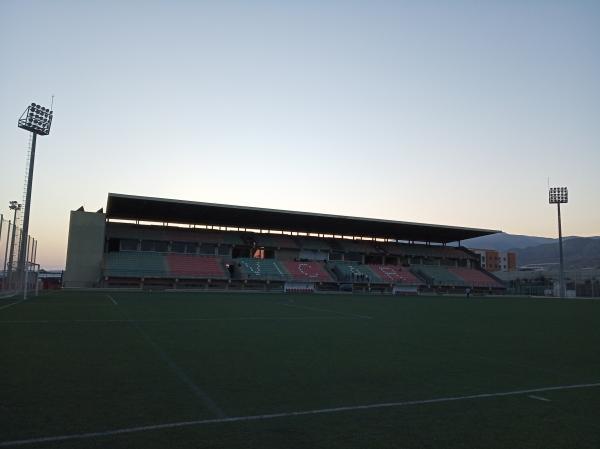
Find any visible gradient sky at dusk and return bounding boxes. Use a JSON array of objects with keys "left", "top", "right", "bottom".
[{"left": 1, "top": 0, "right": 599, "bottom": 268}]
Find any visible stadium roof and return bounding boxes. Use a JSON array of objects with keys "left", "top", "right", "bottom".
[{"left": 105, "top": 193, "right": 500, "bottom": 244}]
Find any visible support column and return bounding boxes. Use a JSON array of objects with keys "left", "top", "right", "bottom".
[
  {"left": 557, "top": 203, "right": 566, "bottom": 298},
  {"left": 18, "top": 132, "right": 37, "bottom": 296}
]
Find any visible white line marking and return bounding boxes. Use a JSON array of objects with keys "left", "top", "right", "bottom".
[
  {"left": 0, "top": 316, "right": 363, "bottom": 324},
  {"left": 2, "top": 381, "right": 598, "bottom": 447},
  {"left": 0, "top": 292, "right": 19, "bottom": 300},
  {"left": 127, "top": 319, "right": 227, "bottom": 419},
  {"left": 98, "top": 293, "right": 226, "bottom": 418},
  {"left": 0, "top": 300, "right": 25, "bottom": 311},
  {"left": 528, "top": 395, "right": 551, "bottom": 402},
  {"left": 281, "top": 302, "right": 372, "bottom": 320}
]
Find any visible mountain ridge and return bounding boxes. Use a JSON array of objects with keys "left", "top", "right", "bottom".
[{"left": 462, "top": 233, "right": 600, "bottom": 269}]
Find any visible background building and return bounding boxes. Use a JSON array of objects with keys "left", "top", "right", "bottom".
[{"left": 470, "top": 249, "right": 517, "bottom": 272}]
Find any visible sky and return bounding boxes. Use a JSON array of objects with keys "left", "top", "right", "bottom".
[{"left": 1, "top": 0, "right": 599, "bottom": 269}]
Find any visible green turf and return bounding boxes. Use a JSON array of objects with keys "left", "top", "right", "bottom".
[{"left": 1, "top": 291, "right": 599, "bottom": 448}]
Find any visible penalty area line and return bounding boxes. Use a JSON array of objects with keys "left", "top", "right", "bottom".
[
  {"left": 2, "top": 381, "right": 600, "bottom": 447},
  {"left": 102, "top": 292, "right": 226, "bottom": 419},
  {"left": 528, "top": 395, "right": 552, "bottom": 402}
]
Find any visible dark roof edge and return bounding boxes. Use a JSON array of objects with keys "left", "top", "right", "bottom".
[{"left": 106, "top": 192, "right": 501, "bottom": 237}]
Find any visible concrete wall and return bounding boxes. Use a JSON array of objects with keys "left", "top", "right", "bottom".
[{"left": 63, "top": 210, "right": 106, "bottom": 288}]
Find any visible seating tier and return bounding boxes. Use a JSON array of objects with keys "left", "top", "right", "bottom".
[
  {"left": 106, "top": 223, "right": 244, "bottom": 245},
  {"left": 412, "top": 265, "right": 465, "bottom": 286},
  {"left": 104, "top": 252, "right": 168, "bottom": 277},
  {"left": 331, "top": 262, "right": 378, "bottom": 283},
  {"left": 165, "top": 255, "right": 226, "bottom": 279},
  {"left": 330, "top": 239, "right": 378, "bottom": 254},
  {"left": 281, "top": 261, "right": 334, "bottom": 282},
  {"left": 448, "top": 267, "right": 503, "bottom": 288},
  {"left": 368, "top": 265, "right": 423, "bottom": 285},
  {"left": 378, "top": 243, "right": 471, "bottom": 259},
  {"left": 237, "top": 258, "right": 287, "bottom": 280}
]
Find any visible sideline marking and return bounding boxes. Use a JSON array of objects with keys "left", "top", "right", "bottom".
[
  {"left": 106, "top": 294, "right": 118, "bottom": 306},
  {"left": 0, "top": 316, "right": 364, "bottom": 324},
  {"left": 0, "top": 292, "right": 19, "bottom": 300},
  {"left": 0, "top": 301, "right": 23, "bottom": 311},
  {"left": 2, "top": 381, "right": 599, "bottom": 447},
  {"left": 281, "top": 302, "right": 372, "bottom": 320},
  {"left": 528, "top": 395, "right": 551, "bottom": 402}
]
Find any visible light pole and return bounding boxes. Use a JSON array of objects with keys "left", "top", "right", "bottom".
[
  {"left": 17, "top": 103, "right": 53, "bottom": 297},
  {"left": 7, "top": 201, "right": 22, "bottom": 290},
  {"left": 549, "top": 187, "right": 568, "bottom": 298}
]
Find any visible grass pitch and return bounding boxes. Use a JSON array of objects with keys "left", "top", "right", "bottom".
[{"left": 1, "top": 290, "right": 600, "bottom": 448}]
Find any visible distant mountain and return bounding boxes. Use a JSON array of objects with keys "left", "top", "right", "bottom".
[
  {"left": 462, "top": 233, "right": 600, "bottom": 269},
  {"left": 462, "top": 232, "right": 555, "bottom": 251},
  {"left": 514, "top": 237, "right": 600, "bottom": 269}
]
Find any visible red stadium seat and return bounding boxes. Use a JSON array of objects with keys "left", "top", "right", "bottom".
[
  {"left": 368, "top": 265, "right": 423, "bottom": 284},
  {"left": 281, "top": 261, "right": 334, "bottom": 282},
  {"left": 165, "top": 254, "right": 227, "bottom": 278},
  {"left": 447, "top": 267, "right": 503, "bottom": 288}
]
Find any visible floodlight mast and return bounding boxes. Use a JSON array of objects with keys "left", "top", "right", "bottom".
[
  {"left": 17, "top": 103, "right": 53, "bottom": 298},
  {"left": 549, "top": 187, "right": 568, "bottom": 298}
]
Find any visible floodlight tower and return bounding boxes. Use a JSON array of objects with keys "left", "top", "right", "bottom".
[
  {"left": 17, "top": 103, "right": 53, "bottom": 296},
  {"left": 549, "top": 187, "right": 568, "bottom": 298}
]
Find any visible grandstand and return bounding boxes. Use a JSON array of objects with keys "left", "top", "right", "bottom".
[{"left": 63, "top": 193, "right": 505, "bottom": 293}]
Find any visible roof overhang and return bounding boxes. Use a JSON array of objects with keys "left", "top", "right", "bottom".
[{"left": 105, "top": 193, "right": 500, "bottom": 244}]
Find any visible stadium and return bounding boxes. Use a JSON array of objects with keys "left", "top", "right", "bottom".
[
  {"left": 3, "top": 2, "right": 600, "bottom": 448},
  {"left": 2, "top": 193, "right": 597, "bottom": 449},
  {"left": 63, "top": 192, "right": 505, "bottom": 293}
]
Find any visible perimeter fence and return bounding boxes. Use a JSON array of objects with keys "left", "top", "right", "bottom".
[{"left": 0, "top": 213, "right": 39, "bottom": 296}]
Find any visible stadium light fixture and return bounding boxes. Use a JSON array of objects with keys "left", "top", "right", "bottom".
[
  {"left": 549, "top": 186, "right": 568, "bottom": 298},
  {"left": 18, "top": 103, "right": 53, "bottom": 136},
  {"left": 16, "top": 101, "right": 53, "bottom": 297}
]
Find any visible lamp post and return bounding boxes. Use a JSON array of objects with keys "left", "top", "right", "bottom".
[
  {"left": 17, "top": 103, "right": 53, "bottom": 297},
  {"left": 549, "top": 187, "right": 568, "bottom": 298},
  {"left": 7, "top": 201, "right": 22, "bottom": 290}
]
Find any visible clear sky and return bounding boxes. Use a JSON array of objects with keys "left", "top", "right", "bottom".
[{"left": 1, "top": 0, "right": 599, "bottom": 269}]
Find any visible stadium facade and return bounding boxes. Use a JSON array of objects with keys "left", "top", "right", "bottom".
[{"left": 63, "top": 193, "right": 506, "bottom": 293}]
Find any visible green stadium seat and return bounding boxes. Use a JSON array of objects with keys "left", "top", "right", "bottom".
[
  {"left": 331, "top": 262, "right": 379, "bottom": 283},
  {"left": 104, "top": 251, "right": 168, "bottom": 278},
  {"left": 236, "top": 258, "right": 288, "bottom": 280},
  {"left": 411, "top": 265, "right": 465, "bottom": 286}
]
